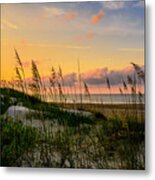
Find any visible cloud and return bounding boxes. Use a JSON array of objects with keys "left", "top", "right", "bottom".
[
  {"left": 81, "top": 68, "right": 108, "bottom": 85},
  {"left": 75, "top": 31, "right": 95, "bottom": 42},
  {"left": 102, "top": 1, "right": 144, "bottom": 10},
  {"left": 63, "top": 73, "right": 77, "bottom": 86},
  {"left": 133, "top": 1, "right": 144, "bottom": 8},
  {"left": 24, "top": 65, "right": 144, "bottom": 92},
  {"left": 102, "top": 1, "right": 125, "bottom": 10},
  {"left": 91, "top": 10, "right": 104, "bottom": 25},
  {"left": 49, "top": 65, "right": 144, "bottom": 88},
  {"left": 64, "top": 11, "right": 78, "bottom": 21},
  {"left": 1, "top": 19, "right": 18, "bottom": 30},
  {"left": 87, "top": 31, "right": 95, "bottom": 39},
  {"left": 103, "top": 15, "right": 144, "bottom": 37},
  {"left": 43, "top": 6, "right": 65, "bottom": 17},
  {"left": 74, "top": 34, "right": 83, "bottom": 42},
  {"left": 81, "top": 65, "right": 144, "bottom": 86},
  {"left": 43, "top": 7, "right": 78, "bottom": 22}
]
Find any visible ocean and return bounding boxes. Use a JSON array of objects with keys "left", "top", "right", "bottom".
[{"left": 47, "top": 94, "right": 145, "bottom": 104}]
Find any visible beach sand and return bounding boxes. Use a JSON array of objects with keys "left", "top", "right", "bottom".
[{"left": 55, "top": 103, "right": 145, "bottom": 121}]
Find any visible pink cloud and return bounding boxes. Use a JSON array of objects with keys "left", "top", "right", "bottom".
[
  {"left": 82, "top": 68, "right": 108, "bottom": 80},
  {"left": 87, "top": 31, "right": 95, "bottom": 39},
  {"left": 91, "top": 10, "right": 105, "bottom": 25},
  {"left": 81, "top": 65, "right": 144, "bottom": 85},
  {"left": 74, "top": 31, "right": 95, "bottom": 42},
  {"left": 23, "top": 64, "right": 144, "bottom": 95},
  {"left": 74, "top": 34, "right": 83, "bottom": 42},
  {"left": 63, "top": 73, "right": 77, "bottom": 86},
  {"left": 64, "top": 11, "right": 78, "bottom": 21}
]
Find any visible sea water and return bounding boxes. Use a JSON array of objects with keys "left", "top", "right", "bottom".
[{"left": 47, "top": 94, "right": 145, "bottom": 104}]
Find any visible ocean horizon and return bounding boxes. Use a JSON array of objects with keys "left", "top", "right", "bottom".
[{"left": 46, "top": 93, "right": 145, "bottom": 104}]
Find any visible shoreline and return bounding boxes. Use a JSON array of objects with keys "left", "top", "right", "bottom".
[{"left": 51, "top": 102, "right": 145, "bottom": 110}]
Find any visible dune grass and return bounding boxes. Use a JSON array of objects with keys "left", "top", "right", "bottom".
[
  {"left": 0, "top": 86, "right": 145, "bottom": 169},
  {"left": 0, "top": 50, "right": 145, "bottom": 169}
]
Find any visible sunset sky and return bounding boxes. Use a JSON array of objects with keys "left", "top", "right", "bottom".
[{"left": 1, "top": 1, "right": 145, "bottom": 93}]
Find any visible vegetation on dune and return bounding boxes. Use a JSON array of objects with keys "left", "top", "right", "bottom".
[
  {"left": 0, "top": 87, "right": 43, "bottom": 115},
  {"left": 0, "top": 50, "right": 145, "bottom": 169},
  {"left": 0, "top": 87, "right": 94, "bottom": 127},
  {"left": 0, "top": 113, "right": 144, "bottom": 169},
  {"left": 0, "top": 117, "right": 39, "bottom": 166}
]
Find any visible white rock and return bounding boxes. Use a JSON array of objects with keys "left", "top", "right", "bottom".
[
  {"left": 5, "top": 105, "right": 31, "bottom": 121},
  {"left": 61, "top": 108, "right": 92, "bottom": 117}
]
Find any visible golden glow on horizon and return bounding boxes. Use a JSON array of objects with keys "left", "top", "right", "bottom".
[{"left": 1, "top": 41, "right": 144, "bottom": 80}]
